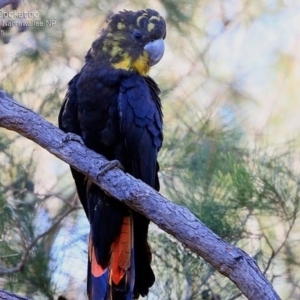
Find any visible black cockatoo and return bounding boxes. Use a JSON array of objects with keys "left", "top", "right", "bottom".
[{"left": 58, "top": 9, "right": 166, "bottom": 300}]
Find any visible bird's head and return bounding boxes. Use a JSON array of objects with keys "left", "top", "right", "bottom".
[{"left": 90, "top": 9, "right": 166, "bottom": 76}]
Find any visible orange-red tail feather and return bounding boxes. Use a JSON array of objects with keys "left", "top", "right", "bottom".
[
  {"left": 110, "top": 216, "right": 132, "bottom": 285},
  {"left": 88, "top": 215, "right": 135, "bottom": 300}
]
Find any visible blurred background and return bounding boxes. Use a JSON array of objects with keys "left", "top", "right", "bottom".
[{"left": 1, "top": 0, "right": 300, "bottom": 299}]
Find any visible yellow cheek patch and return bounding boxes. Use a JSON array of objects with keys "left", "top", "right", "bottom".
[
  {"left": 112, "top": 53, "right": 150, "bottom": 76},
  {"left": 132, "top": 52, "right": 150, "bottom": 76},
  {"left": 112, "top": 55, "right": 131, "bottom": 70}
]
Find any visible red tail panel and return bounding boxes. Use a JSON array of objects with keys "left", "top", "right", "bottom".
[
  {"left": 89, "top": 236, "right": 106, "bottom": 277},
  {"left": 110, "top": 216, "right": 132, "bottom": 285},
  {"left": 88, "top": 216, "right": 135, "bottom": 300}
]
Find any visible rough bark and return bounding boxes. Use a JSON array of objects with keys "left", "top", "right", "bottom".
[{"left": 0, "top": 90, "right": 281, "bottom": 300}]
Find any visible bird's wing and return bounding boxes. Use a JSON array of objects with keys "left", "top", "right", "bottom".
[
  {"left": 118, "top": 73, "right": 163, "bottom": 188},
  {"left": 58, "top": 73, "right": 89, "bottom": 216}
]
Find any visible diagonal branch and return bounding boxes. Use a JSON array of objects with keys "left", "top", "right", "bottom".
[
  {"left": 0, "top": 289, "right": 31, "bottom": 300},
  {"left": 0, "top": 90, "right": 280, "bottom": 300}
]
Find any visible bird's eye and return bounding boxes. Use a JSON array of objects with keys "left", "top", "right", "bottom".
[{"left": 134, "top": 31, "right": 142, "bottom": 40}]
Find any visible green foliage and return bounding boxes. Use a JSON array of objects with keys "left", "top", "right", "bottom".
[
  {"left": 156, "top": 117, "right": 300, "bottom": 298},
  {"left": 0, "top": 132, "right": 81, "bottom": 298},
  {"left": 160, "top": 117, "right": 246, "bottom": 241}
]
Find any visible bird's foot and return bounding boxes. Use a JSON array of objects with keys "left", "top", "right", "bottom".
[
  {"left": 97, "top": 160, "right": 124, "bottom": 179},
  {"left": 60, "top": 133, "right": 84, "bottom": 146}
]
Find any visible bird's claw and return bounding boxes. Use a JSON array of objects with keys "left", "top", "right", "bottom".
[
  {"left": 60, "top": 133, "right": 84, "bottom": 146},
  {"left": 97, "top": 160, "right": 124, "bottom": 179}
]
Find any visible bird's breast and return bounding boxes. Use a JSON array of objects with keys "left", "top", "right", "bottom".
[{"left": 76, "top": 74, "right": 122, "bottom": 156}]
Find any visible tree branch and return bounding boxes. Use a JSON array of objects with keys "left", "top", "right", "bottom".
[
  {"left": 0, "top": 90, "right": 281, "bottom": 299},
  {"left": 0, "top": 289, "right": 31, "bottom": 300}
]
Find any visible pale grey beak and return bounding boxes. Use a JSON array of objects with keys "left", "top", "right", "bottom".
[{"left": 144, "top": 39, "right": 165, "bottom": 66}]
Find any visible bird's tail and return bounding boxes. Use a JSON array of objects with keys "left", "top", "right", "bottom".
[{"left": 88, "top": 215, "right": 135, "bottom": 300}]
